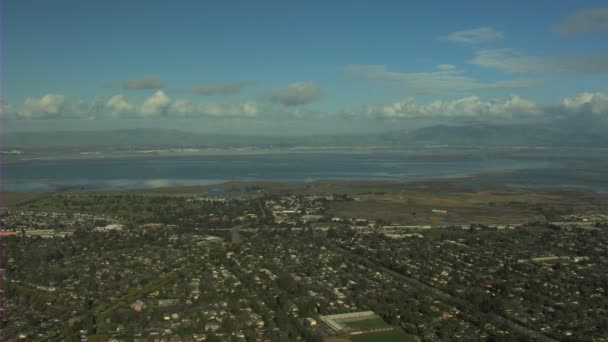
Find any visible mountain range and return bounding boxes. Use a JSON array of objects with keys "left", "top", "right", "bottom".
[{"left": 4, "top": 123, "right": 608, "bottom": 150}]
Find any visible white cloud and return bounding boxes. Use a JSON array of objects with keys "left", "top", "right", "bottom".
[
  {"left": 556, "top": 7, "right": 608, "bottom": 36},
  {"left": 344, "top": 64, "right": 540, "bottom": 94},
  {"left": 5, "top": 91, "right": 260, "bottom": 120},
  {"left": 366, "top": 95, "right": 542, "bottom": 120},
  {"left": 169, "top": 99, "right": 195, "bottom": 115},
  {"left": 443, "top": 26, "right": 503, "bottom": 44},
  {"left": 241, "top": 101, "right": 259, "bottom": 117},
  {"left": 354, "top": 92, "right": 608, "bottom": 121},
  {"left": 560, "top": 92, "right": 608, "bottom": 116},
  {"left": 196, "top": 101, "right": 259, "bottom": 118},
  {"left": 9, "top": 94, "right": 73, "bottom": 119},
  {"left": 105, "top": 95, "right": 136, "bottom": 117},
  {"left": 471, "top": 49, "right": 608, "bottom": 74},
  {"left": 265, "top": 82, "right": 321, "bottom": 106},
  {"left": 137, "top": 91, "right": 259, "bottom": 118},
  {"left": 6, "top": 91, "right": 607, "bottom": 122},
  {"left": 25, "top": 94, "right": 67, "bottom": 117},
  {"left": 140, "top": 90, "right": 172, "bottom": 117}
]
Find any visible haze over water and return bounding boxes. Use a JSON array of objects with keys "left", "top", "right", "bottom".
[{"left": 4, "top": 148, "right": 607, "bottom": 194}]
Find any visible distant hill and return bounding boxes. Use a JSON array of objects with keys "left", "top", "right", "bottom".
[
  {"left": 4, "top": 123, "right": 608, "bottom": 150},
  {"left": 4, "top": 129, "right": 267, "bottom": 149},
  {"left": 4, "top": 129, "right": 206, "bottom": 149},
  {"left": 2, "top": 129, "right": 384, "bottom": 150},
  {"left": 395, "top": 124, "right": 608, "bottom": 147}
]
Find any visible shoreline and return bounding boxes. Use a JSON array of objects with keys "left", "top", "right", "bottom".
[
  {"left": 3, "top": 177, "right": 605, "bottom": 196},
  {"left": 5, "top": 145, "right": 608, "bottom": 165},
  {"left": 3, "top": 173, "right": 608, "bottom": 197}
]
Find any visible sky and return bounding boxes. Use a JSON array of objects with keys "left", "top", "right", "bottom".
[{"left": 2, "top": 0, "right": 608, "bottom": 134}]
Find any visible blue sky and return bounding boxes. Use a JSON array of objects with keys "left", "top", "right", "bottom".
[{"left": 3, "top": 0, "right": 608, "bottom": 134}]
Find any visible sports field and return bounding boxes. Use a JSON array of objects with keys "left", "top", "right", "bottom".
[
  {"left": 327, "top": 316, "right": 418, "bottom": 342},
  {"left": 345, "top": 328, "right": 418, "bottom": 342}
]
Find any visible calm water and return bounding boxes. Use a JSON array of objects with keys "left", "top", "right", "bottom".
[{"left": 3, "top": 149, "right": 607, "bottom": 194}]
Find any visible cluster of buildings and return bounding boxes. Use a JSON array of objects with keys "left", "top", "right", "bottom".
[
  {"left": 265, "top": 195, "right": 329, "bottom": 226},
  {"left": 3, "top": 190, "right": 608, "bottom": 341},
  {"left": 1, "top": 209, "right": 116, "bottom": 237},
  {"left": 334, "top": 214, "right": 608, "bottom": 340}
]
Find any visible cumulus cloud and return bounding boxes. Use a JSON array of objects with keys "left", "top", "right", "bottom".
[
  {"left": 198, "top": 101, "right": 259, "bottom": 118},
  {"left": 471, "top": 49, "right": 608, "bottom": 74},
  {"left": 556, "top": 7, "right": 608, "bottom": 36},
  {"left": 22, "top": 94, "right": 69, "bottom": 119},
  {"left": 5, "top": 91, "right": 260, "bottom": 120},
  {"left": 169, "top": 100, "right": 259, "bottom": 118},
  {"left": 6, "top": 91, "right": 607, "bottom": 123},
  {"left": 122, "top": 77, "right": 165, "bottom": 90},
  {"left": 344, "top": 64, "right": 540, "bottom": 94},
  {"left": 363, "top": 95, "right": 542, "bottom": 120},
  {"left": 5, "top": 94, "right": 80, "bottom": 119},
  {"left": 136, "top": 91, "right": 258, "bottom": 118},
  {"left": 353, "top": 92, "right": 607, "bottom": 121},
  {"left": 443, "top": 26, "right": 503, "bottom": 44},
  {"left": 193, "top": 81, "right": 254, "bottom": 95},
  {"left": 559, "top": 92, "right": 608, "bottom": 116},
  {"left": 105, "top": 95, "right": 136, "bottom": 117},
  {"left": 140, "top": 90, "right": 172, "bottom": 117},
  {"left": 265, "top": 82, "right": 321, "bottom": 106},
  {"left": 169, "top": 99, "right": 195, "bottom": 115}
]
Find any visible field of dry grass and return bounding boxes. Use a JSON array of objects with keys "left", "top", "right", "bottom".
[
  {"left": 325, "top": 337, "right": 350, "bottom": 342},
  {"left": 3, "top": 179, "right": 604, "bottom": 226},
  {"left": 328, "top": 186, "right": 603, "bottom": 225},
  {"left": 1, "top": 192, "right": 45, "bottom": 207},
  {"left": 128, "top": 179, "right": 605, "bottom": 225}
]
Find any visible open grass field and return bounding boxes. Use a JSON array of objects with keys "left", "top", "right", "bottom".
[
  {"left": 2, "top": 192, "right": 46, "bottom": 207},
  {"left": 5, "top": 179, "right": 604, "bottom": 226},
  {"left": 325, "top": 338, "right": 350, "bottom": 342},
  {"left": 327, "top": 183, "right": 604, "bottom": 225},
  {"left": 134, "top": 179, "right": 471, "bottom": 196},
  {"left": 324, "top": 315, "right": 419, "bottom": 342}
]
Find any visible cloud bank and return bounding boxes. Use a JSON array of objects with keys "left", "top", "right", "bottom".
[
  {"left": 5, "top": 91, "right": 259, "bottom": 120},
  {"left": 356, "top": 92, "right": 607, "bottom": 120},
  {"left": 5, "top": 91, "right": 607, "bottom": 123},
  {"left": 17, "top": 94, "right": 71, "bottom": 119},
  {"left": 559, "top": 92, "right": 608, "bottom": 116}
]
